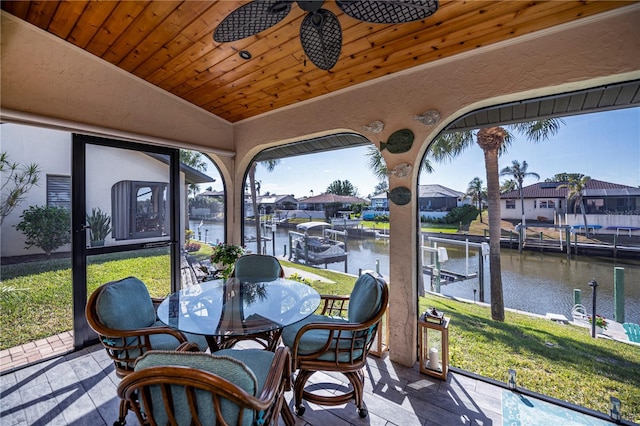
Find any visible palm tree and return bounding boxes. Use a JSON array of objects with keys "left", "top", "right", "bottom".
[
  {"left": 557, "top": 175, "right": 591, "bottom": 237},
  {"left": 466, "top": 177, "right": 486, "bottom": 223},
  {"left": 180, "top": 150, "right": 208, "bottom": 198},
  {"left": 431, "top": 119, "right": 563, "bottom": 321},
  {"left": 499, "top": 160, "right": 540, "bottom": 227},
  {"left": 500, "top": 179, "right": 517, "bottom": 194},
  {"left": 180, "top": 150, "right": 208, "bottom": 228},
  {"left": 248, "top": 160, "right": 279, "bottom": 253}
]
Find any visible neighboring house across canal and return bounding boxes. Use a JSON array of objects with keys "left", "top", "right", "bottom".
[
  {"left": 364, "top": 184, "right": 470, "bottom": 220},
  {"left": 500, "top": 179, "right": 640, "bottom": 234}
]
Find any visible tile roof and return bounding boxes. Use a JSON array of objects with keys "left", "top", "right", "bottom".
[
  {"left": 500, "top": 179, "right": 636, "bottom": 199},
  {"left": 418, "top": 184, "right": 465, "bottom": 198},
  {"left": 302, "top": 193, "right": 368, "bottom": 204}
]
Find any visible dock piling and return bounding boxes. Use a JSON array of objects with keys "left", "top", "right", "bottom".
[{"left": 614, "top": 267, "right": 625, "bottom": 323}]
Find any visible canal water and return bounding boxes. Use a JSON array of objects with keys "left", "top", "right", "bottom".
[{"left": 191, "top": 221, "right": 640, "bottom": 324}]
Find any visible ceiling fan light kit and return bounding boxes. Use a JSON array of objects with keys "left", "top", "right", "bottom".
[{"left": 213, "top": 0, "right": 439, "bottom": 70}]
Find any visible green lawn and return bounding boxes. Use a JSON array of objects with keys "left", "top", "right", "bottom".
[
  {"left": 1, "top": 252, "right": 638, "bottom": 422},
  {"left": 360, "top": 220, "right": 459, "bottom": 234}
]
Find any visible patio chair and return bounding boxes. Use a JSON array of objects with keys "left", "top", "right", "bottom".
[
  {"left": 281, "top": 272, "right": 389, "bottom": 418},
  {"left": 117, "top": 346, "right": 294, "bottom": 426},
  {"left": 571, "top": 304, "right": 589, "bottom": 325},
  {"left": 623, "top": 322, "right": 640, "bottom": 343},
  {"left": 218, "top": 254, "right": 286, "bottom": 350},
  {"left": 86, "top": 276, "right": 208, "bottom": 425},
  {"left": 231, "top": 254, "right": 285, "bottom": 282}
]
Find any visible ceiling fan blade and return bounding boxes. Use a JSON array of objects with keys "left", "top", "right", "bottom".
[
  {"left": 336, "top": 0, "right": 439, "bottom": 24},
  {"left": 300, "top": 9, "right": 342, "bottom": 70},
  {"left": 213, "top": 0, "right": 293, "bottom": 43}
]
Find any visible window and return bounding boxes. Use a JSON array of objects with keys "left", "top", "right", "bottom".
[
  {"left": 506, "top": 199, "right": 516, "bottom": 209},
  {"left": 112, "top": 180, "right": 168, "bottom": 240},
  {"left": 539, "top": 200, "right": 555, "bottom": 209},
  {"left": 47, "top": 175, "right": 71, "bottom": 210}
]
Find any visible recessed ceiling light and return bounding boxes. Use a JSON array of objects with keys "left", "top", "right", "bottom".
[{"left": 239, "top": 50, "right": 252, "bottom": 60}]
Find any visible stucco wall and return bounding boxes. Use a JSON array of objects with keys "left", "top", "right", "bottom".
[
  {"left": 1, "top": 124, "right": 180, "bottom": 257},
  {"left": 1, "top": 125, "right": 72, "bottom": 257}
]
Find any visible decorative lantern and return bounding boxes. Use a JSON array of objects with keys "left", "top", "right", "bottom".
[
  {"left": 418, "top": 308, "right": 449, "bottom": 380},
  {"left": 370, "top": 306, "right": 389, "bottom": 357},
  {"left": 609, "top": 396, "right": 621, "bottom": 422}
]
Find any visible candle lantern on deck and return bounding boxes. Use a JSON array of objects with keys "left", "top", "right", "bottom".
[{"left": 418, "top": 308, "right": 449, "bottom": 380}]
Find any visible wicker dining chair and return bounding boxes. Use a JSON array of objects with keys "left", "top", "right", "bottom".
[
  {"left": 86, "top": 276, "right": 208, "bottom": 426},
  {"left": 281, "top": 272, "right": 389, "bottom": 418},
  {"left": 117, "top": 346, "right": 295, "bottom": 426},
  {"left": 231, "top": 254, "right": 285, "bottom": 282},
  {"left": 217, "top": 254, "right": 286, "bottom": 351}
]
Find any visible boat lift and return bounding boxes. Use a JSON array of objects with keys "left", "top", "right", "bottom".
[
  {"left": 288, "top": 222, "right": 349, "bottom": 272},
  {"left": 421, "top": 235, "right": 489, "bottom": 302}
]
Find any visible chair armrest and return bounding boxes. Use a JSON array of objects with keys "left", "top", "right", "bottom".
[
  {"left": 257, "top": 346, "right": 292, "bottom": 402},
  {"left": 318, "top": 294, "right": 350, "bottom": 317},
  {"left": 291, "top": 316, "right": 381, "bottom": 362},
  {"left": 99, "top": 323, "right": 190, "bottom": 344},
  {"left": 151, "top": 297, "right": 165, "bottom": 311},
  {"left": 176, "top": 341, "right": 202, "bottom": 352}
]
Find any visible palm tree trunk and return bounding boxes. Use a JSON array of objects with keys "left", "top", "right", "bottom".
[
  {"left": 580, "top": 200, "right": 589, "bottom": 238},
  {"left": 248, "top": 164, "right": 261, "bottom": 253},
  {"left": 477, "top": 128, "right": 505, "bottom": 322}
]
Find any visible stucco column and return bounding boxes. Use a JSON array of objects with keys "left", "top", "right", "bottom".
[{"left": 387, "top": 173, "right": 419, "bottom": 367}]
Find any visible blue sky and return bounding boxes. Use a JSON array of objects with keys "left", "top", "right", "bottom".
[{"left": 204, "top": 107, "right": 639, "bottom": 198}]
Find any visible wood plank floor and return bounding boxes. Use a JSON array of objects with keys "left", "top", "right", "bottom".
[{"left": 0, "top": 341, "right": 625, "bottom": 426}]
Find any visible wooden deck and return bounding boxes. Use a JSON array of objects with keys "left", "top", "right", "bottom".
[{"left": 1, "top": 336, "right": 634, "bottom": 425}]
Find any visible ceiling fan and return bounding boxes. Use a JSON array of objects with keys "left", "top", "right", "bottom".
[{"left": 213, "top": 0, "right": 439, "bottom": 70}]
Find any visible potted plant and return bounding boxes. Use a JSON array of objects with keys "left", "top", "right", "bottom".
[
  {"left": 86, "top": 207, "right": 112, "bottom": 247},
  {"left": 210, "top": 243, "right": 245, "bottom": 279},
  {"left": 589, "top": 314, "right": 608, "bottom": 333}
]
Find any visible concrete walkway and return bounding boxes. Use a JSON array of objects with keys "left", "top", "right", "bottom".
[{"left": 277, "top": 255, "right": 338, "bottom": 283}]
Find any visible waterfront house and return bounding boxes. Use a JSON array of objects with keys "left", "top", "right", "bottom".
[
  {"left": 418, "top": 184, "right": 470, "bottom": 219},
  {"left": 365, "top": 184, "right": 470, "bottom": 220},
  {"left": 258, "top": 194, "right": 299, "bottom": 214},
  {"left": 500, "top": 179, "right": 640, "bottom": 233},
  {"left": 297, "top": 193, "right": 368, "bottom": 218}
]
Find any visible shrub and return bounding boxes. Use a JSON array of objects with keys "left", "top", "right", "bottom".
[
  {"left": 185, "top": 242, "right": 201, "bottom": 252},
  {"left": 15, "top": 205, "right": 71, "bottom": 256},
  {"left": 86, "top": 207, "right": 112, "bottom": 244},
  {"left": 422, "top": 205, "right": 479, "bottom": 225}
]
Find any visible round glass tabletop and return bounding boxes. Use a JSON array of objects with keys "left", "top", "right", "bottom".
[{"left": 157, "top": 278, "right": 320, "bottom": 338}]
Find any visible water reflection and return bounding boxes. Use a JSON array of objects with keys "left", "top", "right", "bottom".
[{"left": 191, "top": 221, "right": 640, "bottom": 323}]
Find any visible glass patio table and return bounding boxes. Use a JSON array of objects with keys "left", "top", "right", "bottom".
[{"left": 157, "top": 277, "right": 320, "bottom": 351}]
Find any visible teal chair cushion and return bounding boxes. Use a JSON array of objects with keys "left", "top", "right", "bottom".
[
  {"left": 623, "top": 323, "right": 640, "bottom": 342},
  {"left": 281, "top": 315, "right": 365, "bottom": 362},
  {"left": 134, "top": 350, "right": 259, "bottom": 425},
  {"left": 96, "top": 277, "right": 156, "bottom": 330},
  {"left": 117, "top": 325, "right": 210, "bottom": 365},
  {"left": 216, "top": 349, "right": 276, "bottom": 394},
  {"left": 348, "top": 274, "right": 383, "bottom": 324},
  {"left": 234, "top": 255, "right": 282, "bottom": 282}
]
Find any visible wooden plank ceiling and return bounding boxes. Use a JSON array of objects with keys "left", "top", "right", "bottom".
[{"left": 1, "top": 1, "right": 632, "bottom": 123}]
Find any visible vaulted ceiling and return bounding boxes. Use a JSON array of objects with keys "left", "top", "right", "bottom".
[{"left": 1, "top": 1, "right": 633, "bottom": 123}]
